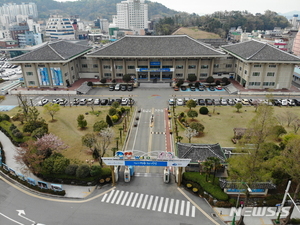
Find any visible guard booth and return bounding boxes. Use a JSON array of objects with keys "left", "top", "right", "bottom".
[
  {"left": 103, "top": 150, "right": 191, "bottom": 186},
  {"left": 164, "top": 167, "right": 170, "bottom": 183}
]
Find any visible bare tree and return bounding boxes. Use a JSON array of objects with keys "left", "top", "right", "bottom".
[
  {"left": 292, "top": 119, "right": 300, "bottom": 134},
  {"left": 275, "top": 114, "right": 286, "bottom": 126},
  {"left": 285, "top": 111, "right": 298, "bottom": 127},
  {"left": 184, "top": 127, "right": 197, "bottom": 143}
]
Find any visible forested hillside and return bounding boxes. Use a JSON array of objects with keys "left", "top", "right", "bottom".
[{"left": 0, "top": 0, "right": 179, "bottom": 20}]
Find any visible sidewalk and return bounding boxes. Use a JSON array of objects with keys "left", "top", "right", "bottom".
[{"left": 0, "top": 130, "right": 95, "bottom": 198}]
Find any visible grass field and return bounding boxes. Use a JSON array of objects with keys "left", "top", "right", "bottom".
[
  {"left": 5, "top": 105, "right": 133, "bottom": 162},
  {"left": 173, "top": 105, "right": 300, "bottom": 147},
  {"left": 172, "top": 27, "right": 221, "bottom": 39}
]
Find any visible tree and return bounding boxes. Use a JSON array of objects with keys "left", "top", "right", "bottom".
[
  {"left": 106, "top": 115, "right": 113, "bottom": 127},
  {"left": 42, "top": 153, "right": 70, "bottom": 174},
  {"left": 272, "top": 125, "right": 287, "bottom": 139},
  {"left": 76, "top": 164, "right": 90, "bottom": 178},
  {"left": 93, "top": 120, "right": 108, "bottom": 132},
  {"left": 44, "top": 103, "right": 60, "bottom": 121},
  {"left": 184, "top": 127, "right": 198, "bottom": 143},
  {"left": 77, "top": 114, "right": 87, "bottom": 129},
  {"left": 112, "top": 101, "right": 120, "bottom": 108},
  {"left": 100, "top": 78, "right": 107, "bottom": 83},
  {"left": 31, "top": 127, "right": 48, "bottom": 139},
  {"left": 207, "top": 157, "right": 221, "bottom": 184},
  {"left": 229, "top": 105, "right": 277, "bottom": 225},
  {"left": 187, "top": 74, "right": 197, "bottom": 82},
  {"left": 202, "top": 160, "right": 213, "bottom": 182},
  {"left": 16, "top": 93, "right": 30, "bottom": 122},
  {"left": 122, "top": 74, "right": 132, "bottom": 83},
  {"left": 187, "top": 110, "right": 198, "bottom": 120},
  {"left": 186, "top": 99, "right": 197, "bottom": 110},
  {"left": 235, "top": 103, "right": 242, "bottom": 112},
  {"left": 108, "top": 107, "right": 117, "bottom": 116},
  {"left": 277, "top": 137, "right": 300, "bottom": 225},
  {"left": 189, "top": 122, "right": 204, "bottom": 134},
  {"left": 222, "top": 77, "right": 230, "bottom": 85},
  {"left": 291, "top": 119, "right": 300, "bottom": 133},
  {"left": 206, "top": 76, "right": 215, "bottom": 84},
  {"left": 285, "top": 111, "right": 298, "bottom": 127}
]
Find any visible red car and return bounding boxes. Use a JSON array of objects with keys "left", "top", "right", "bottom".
[{"left": 216, "top": 85, "right": 222, "bottom": 90}]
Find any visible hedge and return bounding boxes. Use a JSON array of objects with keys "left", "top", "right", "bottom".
[{"left": 183, "top": 172, "right": 229, "bottom": 201}]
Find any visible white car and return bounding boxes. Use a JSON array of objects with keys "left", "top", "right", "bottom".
[
  {"left": 234, "top": 98, "right": 242, "bottom": 104},
  {"left": 38, "top": 98, "right": 49, "bottom": 106},
  {"left": 121, "top": 98, "right": 129, "bottom": 105},
  {"left": 176, "top": 98, "right": 184, "bottom": 106},
  {"left": 221, "top": 99, "right": 227, "bottom": 105},
  {"left": 280, "top": 99, "right": 288, "bottom": 106},
  {"left": 242, "top": 99, "right": 250, "bottom": 105},
  {"left": 169, "top": 98, "right": 175, "bottom": 105}
]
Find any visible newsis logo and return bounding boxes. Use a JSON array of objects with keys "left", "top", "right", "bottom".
[{"left": 229, "top": 207, "right": 290, "bottom": 217}]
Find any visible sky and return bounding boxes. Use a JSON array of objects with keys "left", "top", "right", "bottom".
[{"left": 57, "top": 0, "right": 299, "bottom": 15}]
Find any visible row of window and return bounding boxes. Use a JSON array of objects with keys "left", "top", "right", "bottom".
[
  {"left": 248, "top": 82, "right": 275, "bottom": 86},
  {"left": 252, "top": 72, "right": 275, "bottom": 77}
]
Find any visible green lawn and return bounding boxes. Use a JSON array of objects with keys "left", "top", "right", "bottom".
[
  {"left": 4, "top": 105, "right": 133, "bottom": 162},
  {"left": 173, "top": 105, "right": 300, "bottom": 146}
]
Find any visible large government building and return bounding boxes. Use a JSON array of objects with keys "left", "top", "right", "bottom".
[{"left": 10, "top": 35, "right": 300, "bottom": 90}]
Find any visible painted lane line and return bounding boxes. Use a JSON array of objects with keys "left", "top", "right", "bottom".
[
  {"left": 121, "top": 191, "right": 129, "bottom": 205},
  {"left": 152, "top": 196, "right": 159, "bottom": 211},
  {"left": 157, "top": 197, "right": 164, "bottom": 212},
  {"left": 111, "top": 190, "right": 119, "bottom": 204},
  {"left": 116, "top": 190, "right": 124, "bottom": 205},
  {"left": 0, "top": 212, "right": 24, "bottom": 225},
  {"left": 178, "top": 187, "right": 220, "bottom": 225},
  {"left": 101, "top": 194, "right": 107, "bottom": 202},
  {"left": 180, "top": 200, "right": 185, "bottom": 216},
  {"left": 106, "top": 189, "right": 115, "bottom": 203},
  {"left": 147, "top": 195, "right": 154, "bottom": 210},
  {"left": 126, "top": 192, "right": 134, "bottom": 206},
  {"left": 141, "top": 194, "right": 149, "bottom": 209},
  {"left": 174, "top": 199, "right": 179, "bottom": 214},
  {"left": 131, "top": 193, "right": 139, "bottom": 207},
  {"left": 186, "top": 201, "right": 190, "bottom": 217},
  {"left": 169, "top": 199, "right": 174, "bottom": 214},
  {"left": 163, "top": 198, "right": 169, "bottom": 213},
  {"left": 136, "top": 194, "right": 144, "bottom": 208}
]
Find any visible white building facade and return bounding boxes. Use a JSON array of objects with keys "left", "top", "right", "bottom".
[
  {"left": 45, "top": 15, "right": 75, "bottom": 40},
  {"left": 116, "top": 0, "right": 148, "bottom": 32}
]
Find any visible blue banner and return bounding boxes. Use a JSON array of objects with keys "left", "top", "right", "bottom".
[
  {"left": 50, "top": 67, "right": 63, "bottom": 86},
  {"left": 37, "top": 67, "right": 50, "bottom": 86},
  {"left": 150, "top": 61, "right": 160, "bottom": 66},
  {"left": 125, "top": 161, "right": 168, "bottom": 167},
  {"left": 137, "top": 68, "right": 172, "bottom": 72}
]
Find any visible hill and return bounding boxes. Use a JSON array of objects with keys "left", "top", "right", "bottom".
[
  {"left": 172, "top": 27, "right": 221, "bottom": 39},
  {"left": 0, "top": 0, "right": 180, "bottom": 21}
]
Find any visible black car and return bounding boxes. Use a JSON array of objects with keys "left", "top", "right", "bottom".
[
  {"left": 109, "top": 85, "right": 115, "bottom": 91},
  {"left": 127, "top": 85, "right": 133, "bottom": 91},
  {"left": 209, "top": 86, "right": 215, "bottom": 91},
  {"left": 198, "top": 86, "right": 205, "bottom": 91},
  {"left": 180, "top": 86, "right": 187, "bottom": 91},
  {"left": 293, "top": 99, "right": 300, "bottom": 106},
  {"left": 101, "top": 99, "right": 108, "bottom": 105},
  {"left": 121, "top": 85, "right": 127, "bottom": 91},
  {"left": 190, "top": 86, "right": 196, "bottom": 91},
  {"left": 107, "top": 99, "right": 115, "bottom": 105},
  {"left": 198, "top": 99, "right": 205, "bottom": 105},
  {"left": 205, "top": 98, "right": 213, "bottom": 105},
  {"left": 115, "top": 99, "right": 122, "bottom": 104}
]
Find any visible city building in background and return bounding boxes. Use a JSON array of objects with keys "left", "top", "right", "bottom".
[{"left": 45, "top": 15, "right": 75, "bottom": 40}]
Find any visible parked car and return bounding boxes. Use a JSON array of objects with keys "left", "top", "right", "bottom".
[
  {"left": 198, "top": 99, "right": 205, "bottom": 105},
  {"left": 121, "top": 85, "right": 127, "bottom": 91},
  {"left": 213, "top": 99, "right": 221, "bottom": 105},
  {"left": 87, "top": 98, "right": 94, "bottom": 104},
  {"left": 176, "top": 98, "right": 184, "bottom": 106},
  {"left": 280, "top": 99, "right": 288, "bottom": 106},
  {"left": 180, "top": 86, "right": 187, "bottom": 91},
  {"left": 174, "top": 86, "right": 179, "bottom": 91},
  {"left": 287, "top": 99, "right": 296, "bottom": 106},
  {"left": 190, "top": 86, "right": 196, "bottom": 91},
  {"left": 198, "top": 86, "right": 205, "bottom": 91},
  {"left": 227, "top": 99, "right": 235, "bottom": 105},
  {"left": 293, "top": 99, "right": 300, "bottom": 106},
  {"left": 273, "top": 99, "right": 282, "bottom": 106},
  {"left": 221, "top": 99, "right": 227, "bottom": 105},
  {"left": 101, "top": 99, "right": 108, "bottom": 105},
  {"left": 216, "top": 85, "right": 222, "bottom": 90},
  {"left": 169, "top": 98, "right": 175, "bottom": 105},
  {"left": 234, "top": 98, "right": 242, "bottom": 104},
  {"left": 38, "top": 98, "right": 49, "bottom": 106},
  {"left": 79, "top": 98, "right": 87, "bottom": 105},
  {"left": 209, "top": 86, "right": 215, "bottom": 91},
  {"left": 59, "top": 98, "right": 68, "bottom": 106},
  {"left": 121, "top": 98, "right": 129, "bottom": 105},
  {"left": 94, "top": 98, "right": 100, "bottom": 105},
  {"left": 52, "top": 98, "right": 61, "bottom": 104},
  {"left": 115, "top": 99, "right": 122, "bottom": 104},
  {"left": 205, "top": 98, "right": 213, "bottom": 105},
  {"left": 108, "top": 99, "right": 115, "bottom": 105},
  {"left": 242, "top": 99, "right": 250, "bottom": 105},
  {"left": 128, "top": 99, "right": 135, "bottom": 106},
  {"left": 73, "top": 98, "right": 80, "bottom": 105},
  {"left": 109, "top": 85, "right": 115, "bottom": 91},
  {"left": 114, "top": 84, "right": 120, "bottom": 91},
  {"left": 127, "top": 85, "right": 133, "bottom": 91}
]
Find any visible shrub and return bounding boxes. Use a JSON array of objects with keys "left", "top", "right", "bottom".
[
  {"left": 106, "top": 115, "right": 113, "bottom": 127},
  {"left": 216, "top": 80, "right": 221, "bottom": 85},
  {"left": 65, "top": 164, "right": 78, "bottom": 176},
  {"left": 186, "top": 183, "right": 192, "bottom": 188},
  {"left": 108, "top": 107, "right": 117, "bottom": 116},
  {"left": 192, "top": 188, "right": 198, "bottom": 193},
  {"left": 111, "top": 115, "right": 119, "bottom": 123},
  {"left": 180, "top": 112, "right": 185, "bottom": 117},
  {"left": 199, "top": 107, "right": 209, "bottom": 115},
  {"left": 90, "top": 165, "right": 102, "bottom": 176},
  {"left": 14, "top": 132, "right": 23, "bottom": 139},
  {"left": 215, "top": 201, "right": 233, "bottom": 208},
  {"left": 100, "top": 78, "right": 107, "bottom": 84},
  {"left": 76, "top": 164, "right": 90, "bottom": 178},
  {"left": 10, "top": 124, "right": 17, "bottom": 131},
  {"left": 120, "top": 107, "right": 126, "bottom": 113},
  {"left": 0, "top": 114, "right": 10, "bottom": 121}
]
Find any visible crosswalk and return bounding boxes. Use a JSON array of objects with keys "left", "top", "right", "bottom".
[
  {"left": 101, "top": 189, "right": 196, "bottom": 217},
  {"left": 142, "top": 109, "right": 164, "bottom": 113}
]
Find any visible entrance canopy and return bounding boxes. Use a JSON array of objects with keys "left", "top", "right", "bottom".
[{"left": 102, "top": 150, "right": 191, "bottom": 167}]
